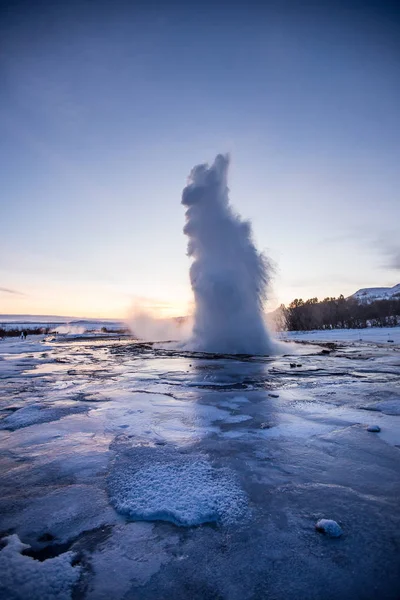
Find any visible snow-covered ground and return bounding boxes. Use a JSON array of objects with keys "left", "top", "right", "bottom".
[
  {"left": 283, "top": 325, "right": 400, "bottom": 344},
  {"left": 0, "top": 332, "right": 399, "bottom": 599}
]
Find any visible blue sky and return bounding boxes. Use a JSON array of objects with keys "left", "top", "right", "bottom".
[{"left": 1, "top": 1, "right": 399, "bottom": 317}]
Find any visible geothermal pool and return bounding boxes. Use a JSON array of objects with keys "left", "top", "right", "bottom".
[{"left": 0, "top": 334, "right": 399, "bottom": 599}]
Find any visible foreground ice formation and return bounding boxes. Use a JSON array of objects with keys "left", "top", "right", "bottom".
[
  {"left": 367, "top": 425, "right": 381, "bottom": 432},
  {"left": 0, "top": 403, "right": 88, "bottom": 431},
  {"left": 315, "top": 519, "right": 343, "bottom": 538},
  {"left": 0, "top": 534, "right": 80, "bottom": 600},
  {"left": 107, "top": 445, "right": 247, "bottom": 526},
  {"left": 181, "top": 154, "right": 273, "bottom": 355},
  {"left": 1, "top": 333, "right": 400, "bottom": 598}
]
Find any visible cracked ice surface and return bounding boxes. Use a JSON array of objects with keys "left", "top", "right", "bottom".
[{"left": 0, "top": 333, "right": 399, "bottom": 599}]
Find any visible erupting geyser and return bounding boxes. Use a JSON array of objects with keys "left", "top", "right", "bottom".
[{"left": 182, "top": 154, "right": 273, "bottom": 355}]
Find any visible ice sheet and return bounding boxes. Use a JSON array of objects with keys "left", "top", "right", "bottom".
[{"left": 1, "top": 332, "right": 399, "bottom": 599}]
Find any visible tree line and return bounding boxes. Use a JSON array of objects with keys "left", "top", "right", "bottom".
[{"left": 279, "top": 295, "right": 400, "bottom": 331}]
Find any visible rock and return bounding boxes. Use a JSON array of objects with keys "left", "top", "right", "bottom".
[
  {"left": 367, "top": 424, "right": 381, "bottom": 432},
  {"left": 315, "top": 519, "right": 343, "bottom": 538}
]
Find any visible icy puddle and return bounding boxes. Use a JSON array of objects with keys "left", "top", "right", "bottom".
[{"left": 0, "top": 336, "right": 399, "bottom": 599}]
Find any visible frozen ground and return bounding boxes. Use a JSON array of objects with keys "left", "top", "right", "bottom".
[
  {"left": 0, "top": 330, "right": 399, "bottom": 599},
  {"left": 283, "top": 325, "right": 400, "bottom": 344}
]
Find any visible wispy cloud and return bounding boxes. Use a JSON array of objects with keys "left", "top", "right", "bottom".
[
  {"left": 0, "top": 287, "right": 26, "bottom": 296},
  {"left": 324, "top": 229, "right": 400, "bottom": 274},
  {"left": 385, "top": 246, "right": 400, "bottom": 270},
  {"left": 374, "top": 233, "right": 400, "bottom": 272}
]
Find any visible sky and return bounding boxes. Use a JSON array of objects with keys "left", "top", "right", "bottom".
[{"left": 1, "top": 0, "right": 399, "bottom": 318}]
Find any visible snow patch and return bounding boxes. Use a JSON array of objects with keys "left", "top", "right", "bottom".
[
  {"left": 108, "top": 445, "right": 247, "bottom": 526},
  {"left": 373, "top": 399, "right": 400, "bottom": 416},
  {"left": 0, "top": 534, "right": 80, "bottom": 600},
  {"left": 0, "top": 404, "right": 88, "bottom": 430},
  {"left": 3, "top": 486, "right": 117, "bottom": 545},
  {"left": 284, "top": 326, "right": 400, "bottom": 345}
]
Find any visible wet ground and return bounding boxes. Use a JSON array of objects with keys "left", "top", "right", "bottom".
[{"left": 0, "top": 335, "right": 399, "bottom": 599}]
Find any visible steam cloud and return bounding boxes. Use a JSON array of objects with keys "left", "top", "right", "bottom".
[
  {"left": 128, "top": 308, "right": 192, "bottom": 343},
  {"left": 181, "top": 154, "right": 273, "bottom": 355}
]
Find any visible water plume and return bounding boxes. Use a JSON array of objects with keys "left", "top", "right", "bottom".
[{"left": 181, "top": 154, "right": 273, "bottom": 355}]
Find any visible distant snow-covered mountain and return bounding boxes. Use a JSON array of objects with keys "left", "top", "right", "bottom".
[{"left": 351, "top": 284, "right": 400, "bottom": 303}]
